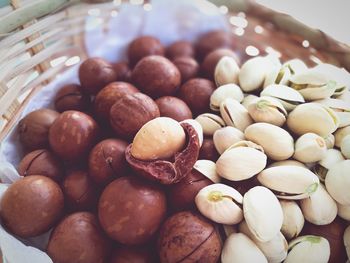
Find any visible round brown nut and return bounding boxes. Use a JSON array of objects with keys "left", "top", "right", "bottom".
[
  {"left": 179, "top": 78, "right": 216, "bottom": 115},
  {"left": 131, "top": 56, "right": 181, "bottom": 98},
  {"left": 109, "top": 246, "right": 155, "bottom": 263},
  {"left": 0, "top": 175, "right": 64, "bottom": 238},
  {"left": 94, "top": 82, "right": 139, "bottom": 121},
  {"left": 172, "top": 56, "right": 199, "bottom": 83},
  {"left": 47, "top": 212, "right": 111, "bottom": 263},
  {"left": 54, "top": 84, "right": 91, "bottom": 112},
  {"left": 79, "top": 57, "right": 117, "bottom": 95},
  {"left": 62, "top": 170, "right": 99, "bottom": 211},
  {"left": 88, "top": 138, "right": 128, "bottom": 185},
  {"left": 18, "top": 109, "right": 60, "bottom": 150},
  {"left": 199, "top": 138, "right": 220, "bottom": 162},
  {"left": 18, "top": 149, "right": 63, "bottom": 182},
  {"left": 113, "top": 61, "right": 131, "bottom": 82},
  {"left": 158, "top": 211, "right": 222, "bottom": 263},
  {"left": 98, "top": 176, "right": 167, "bottom": 245},
  {"left": 155, "top": 96, "right": 192, "bottom": 122},
  {"left": 166, "top": 41, "right": 195, "bottom": 60},
  {"left": 49, "top": 111, "right": 99, "bottom": 161},
  {"left": 128, "top": 36, "right": 165, "bottom": 66},
  {"left": 110, "top": 93, "right": 160, "bottom": 138}
]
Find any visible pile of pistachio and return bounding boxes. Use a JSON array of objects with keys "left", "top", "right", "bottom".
[{"left": 192, "top": 55, "right": 350, "bottom": 263}]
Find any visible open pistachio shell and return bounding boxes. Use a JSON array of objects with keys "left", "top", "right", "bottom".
[
  {"left": 285, "top": 235, "right": 330, "bottom": 263},
  {"left": 345, "top": 226, "right": 350, "bottom": 259},
  {"left": 193, "top": 160, "right": 220, "bottom": 183},
  {"left": 220, "top": 98, "right": 253, "bottom": 131},
  {"left": 257, "top": 166, "right": 320, "bottom": 200},
  {"left": 335, "top": 125, "right": 350, "bottom": 147},
  {"left": 314, "top": 149, "right": 345, "bottom": 182},
  {"left": 243, "top": 186, "right": 283, "bottom": 242},
  {"left": 283, "top": 59, "right": 308, "bottom": 75},
  {"left": 280, "top": 200, "right": 304, "bottom": 240},
  {"left": 263, "top": 64, "right": 291, "bottom": 88},
  {"left": 316, "top": 98, "right": 350, "bottom": 128},
  {"left": 325, "top": 160, "right": 350, "bottom": 205},
  {"left": 210, "top": 83, "right": 244, "bottom": 111},
  {"left": 195, "top": 113, "right": 225, "bottom": 136},
  {"left": 245, "top": 122, "right": 294, "bottom": 161},
  {"left": 341, "top": 135, "right": 350, "bottom": 159},
  {"left": 287, "top": 103, "right": 339, "bottom": 137},
  {"left": 242, "top": 94, "right": 259, "bottom": 109},
  {"left": 213, "top": 126, "right": 245, "bottom": 154},
  {"left": 323, "top": 133, "right": 335, "bottom": 149},
  {"left": 214, "top": 56, "right": 240, "bottom": 86},
  {"left": 337, "top": 202, "right": 350, "bottom": 221},
  {"left": 269, "top": 160, "right": 307, "bottom": 168},
  {"left": 293, "top": 133, "right": 327, "bottom": 163},
  {"left": 181, "top": 119, "right": 203, "bottom": 146}
]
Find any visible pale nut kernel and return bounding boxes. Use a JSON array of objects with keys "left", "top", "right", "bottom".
[
  {"left": 325, "top": 160, "right": 350, "bottom": 205},
  {"left": 323, "top": 133, "right": 335, "bottom": 149},
  {"left": 341, "top": 135, "right": 350, "bottom": 159},
  {"left": 214, "top": 56, "right": 240, "bottom": 87},
  {"left": 195, "top": 183, "right": 243, "bottom": 224},
  {"left": 213, "top": 126, "right": 244, "bottom": 154},
  {"left": 193, "top": 159, "right": 220, "bottom": 183},
  {"left": 210, "top": 83, "right": 244, "bottom": 111},
  {"left": 335, "top": 125, "right": 350, "bottom": 148},
  {"left": 195, "top": 113, "right": 225, "bottom": 136},
  {"left": 181, "top": 119, "right": 203, "bottom": 146},
  {"left": 293, "top": 133, "right": 327, "bottom": 163},
  {"left": 131, "top": 117, "right": 185, "bottom": 160},
  {"left": 220, "top": 98, "right": 253, "bottom": 131},
  {"left": 280, "top": 200, "right": 304, "bottom": 240}
]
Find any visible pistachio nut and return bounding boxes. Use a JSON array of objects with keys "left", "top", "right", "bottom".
[
  {"left": 221, "top": 233, "right": 268, "bottom": 263},
  {"left": 216, "top": 141, "right": 267, "bottom": 181},
  {"left": 300, "top": 184, "right": 337, "bottom": 225},
  {"left": 210, "top": 83, "right": 244, "bottom": 111},
  {"left": 220, "top": 98, "right": 253, "bottom": 131},
  {"left": 293, "top": 133, "right": 327, "bottom": 163},
  {"left": 335, "top": 125, "right": 350, "bottom": 147},
  {"left": 323, "top": 133, "right": 335, "bottom": 149},
  {"left": 193, "top": 159, "right": 220, "bottom": 183},
  {"left": 316, "top": 98, "right": 350, "bottom": 128},
  {"left": 245, "top": 122, "right": 294, "bottom": 161},
  {"left": 213, "top": 126, "right": 245, "bottom": 154},
  {"left": 239, "top": 221, "right": 288, "bottom": 263},
  {"left": 337, "top": 202, "right": 350, "bottom": 221},
  {"left": 242, "top": 94, "right": 259, "bottom": 109},
  {"left": 285, "top": 235, "right": 330, "bottom": 263},
  {"left": 247, "top": 96, "right": 287, "bottom": 127},
  {"left": 263, "top": 64, "right": 291, "bottom": 88},
  {"left": 261, "top": 84, "right": 305, "bottom": 111},
  {"left": 195, "top": 183, "right": 243, "bottom": 224},
  {"left": 341, "top": 135, "right": 350, "bottom": 159},
  {"left": 314, "top": 149, "right": 345, "bottom": 182},
  {"left": 283, "top": 59, "right": 308, "bottom": 75},
  {"left": 280, "top": 200, "right": 304, "bottom": 240},
  {"left": 243, "top": 186, "right": 284, "bottom": 242},
  {"left": 195, "top": 113, "right": 225, "bottom": 136},
  {"left": 290, "top": 69, "right": 337, "bottom": 100},
  {"left": 287, "top": 103, "right": 339, "bottom": 137},
  {"left": 325, "top": 160, "right": 350, "bottom": 205},
  {"left": 214, "top": 56, "right": 240, "bottom": 86},
  {"left": 345, "top": 226, "right": 350, "bottom": 259},
  {"left": 180, "top": 119, "right": 203, "bottom": 146},
  {"left": 269, "top": 160, "right": 307, "bottom": 168},
  {"left": 257, "top": 166, "right": 320, "bottom": 200}
]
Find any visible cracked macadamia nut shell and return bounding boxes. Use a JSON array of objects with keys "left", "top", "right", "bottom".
[
  {"left": 155, "top": 96, "right": 192, "bottom": 122},
  {"left": 54, "top": 84, "right": 91, "bottom": 112},
  {"left": 128, "top": 36, "right": 165, "bottom": 66}
]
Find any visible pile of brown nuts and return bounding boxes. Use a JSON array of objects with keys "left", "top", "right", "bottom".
[{"left": 1, "top": 30, "right": 350, "bottom": 263}]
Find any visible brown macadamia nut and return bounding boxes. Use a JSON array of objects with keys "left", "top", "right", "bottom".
[
  {"left": 155, "top": 96, "right": 192, "bottom": 122},
  {"left": 128, "top": 36, "right": 165, "bottom": 66},
  {"left": 49, "top": 111, "right": 99, "bottom": 161},
  {"left": 88, "top": 138, "right": 128, "bottom": 185},
  {"left": 109, "top": 246, "right": 155, "bottom": 263},
  {"left": 199, "top": 138, "right": 220, "bottom": 162},
  {"left": 158, "top": 211, "right": 222, "bottom": 263},
  {"left": 110, "top": 93, "right": 160, "bottom": 138},
  {"left": 54, "top": 84, "right": 91, "bottom": 113},
  {"left": 0, "top": 175, "right": 64, "bottom": 238},
  {"left": 18, "top": 149, "right": 63, "bottom": 182},
  {"left": 172, "top": 56, "right": 199, "bottom": 83},
  {"left": 98, "top": 177, "right": 167, "bottom": 245},
  {"left": 113, "top": 61, "right": 131, "bottom": 82},
  {"left": 18, "top": 109, "right": 60, "bottom": 150},
  {"left": 131, "top": 56, "right": 181, "bottom": 98},
  {"left": 79, "top": 57, "right": 117, "bottom": 95},
  {"left": 47, "top": 212, "right": 111, "bottom": 263},
  {"left": 166, "top": 41, "right": 195, "bottom": 60}
]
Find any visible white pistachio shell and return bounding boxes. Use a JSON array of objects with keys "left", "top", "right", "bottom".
[
  {"left": 213, "top": 126, "right": 245, "bottom": 154},
  {"left": 323, "top": 133, "right": 335, "bottom": 149},
  {"left": 341, "top": 135, "right": 350, "bottom": 159},
  {"left": 220, "top": 98, "right": 253, "bottom": 131},
  {"left": 280, "top": 200, "right": 305, "bottom": 240},
  {"left": 243, "top": 186, "right": 284, "bottom": 242},
  {"left": 193, "top": 160, "right": 220, "bottom": 183},
  {"left": 283, "top": 59, "right": 308, "bottom": 75},
  {"left": 242, "top": 94, "right": 259, "bottom": 109},
  {"left": 337, "top": 202, "right": 350, "bottom": 221},
  {"left": 245, "top": 122, "right": 294, "bottom": 161},
  {"left": 247, "top": 96, "right": 287, "bottom": 127},
  {"left": 221, "top": 233, "right": 268, "bottom": 263},
  {"left": 300, "top": 184, "right": 337, "bottom": 225},
  {"left": 314, "top": 149, "right": 345, "bottom": 182},
  {"left": 285, "top": 235, "right": 330, "bottom": 263},
  {"left": 180, "top": 119, "right": 203, "bottom": 146},
  {"left": 214, "top": 56, "right": 240, "bottom": 86},
  {"left": 335, "top": 125, "right": 350, "bottom": 148},
  {"left": 316, "top": 98, "right": 350, "bottom": 128},
  {"left": 195, "top": 113, "right": 225, "bottom": 136},
  {"left": 344, "top": 226, "right": 350, "bottom": 259},
  {"left": 263, "top": 64, "right": 291, "bottom": 88},
  {"left": 287, "top": 103, "right": 339, "bottom": 137},
  {"left": 261, "top": 84, "right": 305, "bottom": 111},
  {"left": 293, "top": 133, "right": 327, "bottom": 163},
  {"left": 325, "top": 160, "right": 350, "bottom": 205},
  {"left": 257, "top": 166, "right": 320, "bottom": 200},
  {"left": 269, "top": 160, "right": 307, "bottom": 168},
  {"left": 210, "top": 83, "right": 244, "bottom": 111}
]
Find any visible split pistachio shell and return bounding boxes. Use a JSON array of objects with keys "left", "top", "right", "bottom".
[
  {"left": 216, "top": 141, "right": 267, "bottom": 181},
  {"left": 269, "top": 160, "right": 307, "bottom": 168},
  {"left": 263, "top": 64, "right": 291, "bottom": 88},
  {"left": 314, "top": 149, "right": 345, "bottom": 182},
  {"left": 280, "top": 201, "right": 305, "bottom": 240},
  {"left": 300, "top": 184, "right": 337, "bottom": 225},
  {"left": 243, "top": 186, "right": 284, "bottom": 242},
  {"left": 344, "top": 226, "right": 350, "bottom": 259},
  {"left": 210, "top": 83, "right": 244, "bottom": 111},
  {"left": 316, "top": 98, "right": 350, "bottom": 128},
  {"left": 214, "top": 56, "right": 240, "bottom": 86},
  {"left": 195, "top": 113, "right": 225, "bottom": 136},
  {"left": 242, "top": 94, "right": 259, "bottom": 109},
  {"left": 285, "top": 235, "right": 330, "bottom": 263},
  {"left": 283, "top": 59, "right": 308, "bottom": 75},
  {"left": 323, "top": 134, "right": 335, "bottom": 149},
  {"left": 247, "top": 96, "right": 287, "bottom": 127},
  {"left": 245, "top": 122, "right": 294, "bottom": 161},
  {"left": 257, "top": 166, "right": 320, "bottom": 200},
  {"left": 293, "top": 133, "right": 327, "bottom": 163},
  {"left": 181, "top": 119, "right": 203, "bottom": 146},
  {"left": 213, "top": 126, "right": 245, "bottom": 154},
  {"left": 287, "top": 103, "right": 339, "bottom": 137},
  {"left": 220, "top": 98, "right": 253, "bottom": 131},
  {"left": 221, "top": 233, "right": 268, "bottom": 263},
  {"left": 239, "top": 221, "right": 288, "bottom": 263},
  {"left": 261, "top": 84, "right": 305, "bottom": 111},
  {"left": 195, "top": 183, "right": 243, "bottom": 224},
  {"left": 193, "top": 160, "right": 220, "bottom": 183},
  {"left": 325, "top": 160, "right": 350, "bottom": 205},
  {"left": 335, "top": 125, "right": 350, "bottom": 147},
  {"left": 337, "top": 202, "right": 350, "bottom": 221},
  {"left": 341, "top": 135, "right": 350, "bottom": 159}
]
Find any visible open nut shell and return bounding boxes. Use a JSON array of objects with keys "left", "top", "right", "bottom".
[
  {"left": 280, "top": 200, "right": 304, "bottom": 240},
  {"left": 293, "top": 133, "right": 327, "bottom": 163},
  {"left": 316, "top": 98, "right": 350, "bottom": 128},
  {"left": 213, "top": 126, "right": 244, "bottom": 154},
  {"left": 283, "top": 59, "right": 308, "bottom": 75},
  {"left": 193, "top": 159, "right": 220, "bottom": 183},
  {"left": 214, "top": 56, "right": 240, "bottom": 87},
  {"left": 195, "top": 113, "right": 225, "bottom": 136},
  {"left": 325, "top": 160, "right": 350, "bottom": 205},
  {"left": 314, "top": 149, "right": 345, "bottom": 182},
  {"left": 242, "top": 94, "right": 259, "bottom": 110},
  {"left": 220, "top": 98, "right": 253, "bottom": 131},
  {"left": 210, "top": 83, "right": 244, "bottom": 111},
  {"left": 263, "top": 64, "right": 291, "bottom": 88}
]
